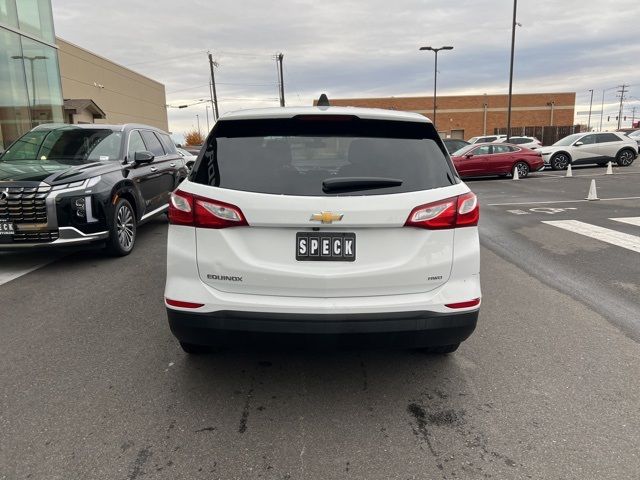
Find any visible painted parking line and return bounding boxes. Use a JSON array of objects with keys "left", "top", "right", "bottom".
[
  {"left": 0, "top": 253, "right": 64, "bottom": 287},
  {"left": 611, "top": 217, "right": 640, "bottom": 227},
  {"left": 488, "top": 196, "right": 640, "bottom": 206},
  {"left": 542, "top": 220, "right": 640, "bottom": 254}
]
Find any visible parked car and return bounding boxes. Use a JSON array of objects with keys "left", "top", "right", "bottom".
[
  {"left": 183, "top": 144, "right": 203, "bottom": 155},
  {"left": 625, "top": 130, "right": 640, "bottom": 149},
  {"left": 176, "top": 147, "right": 197, "bottom": 170},
  {"left": 467, "top": 134, "right": 507, "bottom": 144},
  {"left": 450, "top": 143, "right": 544, "bottom": 179},
  {"left": 443, "top": 138, "right": 470, "bottom": 154},
  {"left": 165, "top": 103, "right": 481, "bottom": 354},
  {"left": 0, "top": 123, "right": 188, "bottom": 255},
  {"left": 540, "top": 132, "right": 638, "bottom": 170},
  {"left": 495, "top": 136, "right": 542, "bottom": 150}
]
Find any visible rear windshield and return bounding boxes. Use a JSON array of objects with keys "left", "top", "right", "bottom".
[{"left": 191, "top": 116, "right": 458, "bottom": 196}]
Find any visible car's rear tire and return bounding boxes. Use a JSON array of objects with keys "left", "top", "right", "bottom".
[
  {"left": 513, "top": 161, "right": 529, "bottom": 178},
  {"left": 616, "top": 149, "right": 635, "bottom": 167},
  {"left": 105, "top": 198, "right": 136, "bottom": 256},
  {"left": 418, "top": 343, "right": 460, "bottom": 354},
  {"left": 179, "top": 341, "right": 213, "bottom": 354}
]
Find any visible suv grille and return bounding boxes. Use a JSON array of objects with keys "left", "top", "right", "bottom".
[
  {"left": 0, "top": 185, "right": 51, "bottom": 224},
  {"left": 12, "top": 231, "right": 59, "bottom": 243}
]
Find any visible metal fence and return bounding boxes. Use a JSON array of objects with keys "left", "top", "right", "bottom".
[{"left": 494, "top": 125, "right": 583, "bottom": 145}]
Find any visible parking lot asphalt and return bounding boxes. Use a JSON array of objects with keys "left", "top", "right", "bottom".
[
  {"left": 2, "top": 164, "right": 640, "bottom": 479},
  {"left": 471, "top": 161, "right": 640, "bottom": 341}
]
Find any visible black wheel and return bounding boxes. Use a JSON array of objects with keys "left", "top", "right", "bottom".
[
  {"left": 616, "top": 149, "right": 635, "bottom": 167},
  {"left": 550, "top": 153, "right": 570, "bottom": 170},
  {"left": 105, "top": 198, "right": 136, "bottom": 256},
  {"left": 418, "top": 343, "right": 460, "bottom": 354},
  {"left": 513, "top": 161, "right": 530, "bottom": 178},
  {"left": 179, "top": 341, "right": 212, "bottom": 354}
]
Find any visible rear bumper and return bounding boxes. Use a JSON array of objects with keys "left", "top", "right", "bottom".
[{"left": 167, "top": 308, "right": 478, "bottom": 348}]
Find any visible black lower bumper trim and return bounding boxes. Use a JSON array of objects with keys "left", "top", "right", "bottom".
[{"left": 167, "top": 309, "right": 479, "bottom": 348}]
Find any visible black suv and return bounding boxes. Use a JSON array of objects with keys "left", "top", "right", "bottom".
[{"left": 0, "top": 123, "right": 188, "bottom": 255}]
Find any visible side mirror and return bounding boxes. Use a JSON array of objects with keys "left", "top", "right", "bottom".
[
  {"left": 574, "top": 141, "right": 584, "bottom": 146},
  {"left": 465, "top": 153, "right": 474, "bottom": 158},
  {"left": 134, "top": 151, "right": 154, "bottom": 164}
]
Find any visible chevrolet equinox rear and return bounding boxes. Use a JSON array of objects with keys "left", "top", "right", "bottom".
[{"left": 164, "top": 104, "right": 480, "bottom": 353}]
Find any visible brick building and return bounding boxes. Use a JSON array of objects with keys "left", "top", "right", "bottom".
[{"left": 323, "top": 92, "right": 576, "bottom": 141}]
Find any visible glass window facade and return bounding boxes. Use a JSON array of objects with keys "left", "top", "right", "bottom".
[
  {"left": 0, "top": 0, "right": 62, "bottom": 150},
  {"left": 16, "top": 0, "right": 54, "bottom": 43}
]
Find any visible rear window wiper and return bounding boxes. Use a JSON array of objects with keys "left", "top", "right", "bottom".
[{"left": 322, "top": 177, "right": 403, "bottom": 193}]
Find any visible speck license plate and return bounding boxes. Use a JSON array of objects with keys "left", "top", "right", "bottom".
[
  {"left": 296, "top": 232, "right": 356, "bottom": 262},
  {"left": 0, "top": 220, "right": 15, "bottom": 242}
]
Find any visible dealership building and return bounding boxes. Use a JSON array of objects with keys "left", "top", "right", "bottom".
[
  {"left": 326, "top": 93, "right": 576, "bottom": 142},
  {"left": 0, "top": 0, "right": 168, "bottom": 150}
]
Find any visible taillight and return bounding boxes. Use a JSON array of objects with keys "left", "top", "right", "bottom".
[
  {"left": 169, "top": 190, "right": 194, "bottom": 226},
  {"left": 405, "top": 192, "right": 479, "bottom": 229},
  {"left": 168, "top": 190, "right": 248, "bottom": 229}
]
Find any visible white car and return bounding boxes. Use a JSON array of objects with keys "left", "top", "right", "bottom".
[
  {"left": 467, "top": 134, "right": 507, "bottom": 144},
  {"left": 176, "top": 147, "right": 197, "bottom": 170},
  {"left": 164, "top": 102, "right": 481, "bottom": 354},
  {"left": 626, "top": 130, "right": 640, "bottom": 149},
  {"left": 495, "top": 136, "right": 542, "bottom": 150},
  {"left": 540, "top": 132, "right": 638, "bottom": 170}
]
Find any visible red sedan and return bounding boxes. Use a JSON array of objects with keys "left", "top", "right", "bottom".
[{"left": 450, "top": 143, "right": 544, "bottom": 179}]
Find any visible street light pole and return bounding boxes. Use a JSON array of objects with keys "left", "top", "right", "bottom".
[
  {"left": 11, "top": 55, "right": 48, "bottom": 107},
  {"left": 196, "top": 114, "right": 200, "bottom": 138},
  {"left": 205, "top": 105, "right": 210, "bottom": 132},
  {"left": 419, "top": 45, "right": 453, "bottom": 128},
  {"left": 506, "top": 0, "right": 518, "bottom": 142}
]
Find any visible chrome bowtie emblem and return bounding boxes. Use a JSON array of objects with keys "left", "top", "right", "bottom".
[
  {"left": 0, "top": 188, "right": 9, "bottom": 203},
  {"left": 310, "top": 211, "right": 344, "bottom": 224}
]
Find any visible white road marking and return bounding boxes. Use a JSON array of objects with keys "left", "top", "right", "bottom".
[
  {"left": 507, "top": 209, "right": 530, "bottom": 215},
  {"left": 529, "top": 207, "right": 578, "bottom": 214},
  {"left": 0, "top": 253, "right": 63, "bottom": 286},
  {"left": 611, "top": 217, "right": 640, "bottom": 227},
  {"left": 542, "top": 220, "right": 640, "bottom": 254},
  {"left": 488, "top": 196, "right": 640, "bottom": 206}
]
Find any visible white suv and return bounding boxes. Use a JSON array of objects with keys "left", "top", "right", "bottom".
[
  {"left": 540, "top": 132, "right": 638, "bottom": 170},
  {"left": 164, "top": 104, "right": 480, "bottom": 354}
]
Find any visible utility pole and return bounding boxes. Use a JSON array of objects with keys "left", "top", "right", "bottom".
[
  {"left": 208, "top": 52, "right": 219, "bottom": 121},
  {"left": 599, "top": 89, "right": 605, "bottom": 131},
  {"left": 506, "top": 0, "right": 518, "bottom": 142},
  {"left": 587, "top": 89, "right": 594, "bottom": 131},
  {"left": 205, "top": 105, "right": 210, "bottom": 132},
  {"left": 616, "top": 84, "right": 627, "bottom": 130},
  {"left": 632, "top": 106, "right": 636, "bottom": 127},
  {"left": 196, "top": 114, "right": 201, "bottom": 138},
  {"left": 276, "top": 53, "right": 285, "bottom": 107}
]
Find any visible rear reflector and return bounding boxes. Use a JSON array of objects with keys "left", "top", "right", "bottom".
[
  {"left": 445, "top": 298, "right": 481, "bottom": 309},
  {"left": 165, "top": 298, "right": 205, "bottom": 309}
]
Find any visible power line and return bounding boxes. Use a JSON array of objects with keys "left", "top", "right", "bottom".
[{"left": 125, "top": 51, "right": 206, "bottom": 67}]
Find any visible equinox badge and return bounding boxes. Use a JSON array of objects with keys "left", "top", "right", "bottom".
[{"left": 310, "top": 211, "right": 343, "bottom": 224}]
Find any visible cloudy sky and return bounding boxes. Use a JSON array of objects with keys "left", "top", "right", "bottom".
[{"left": 51, "top": 0, "right": 639, "bottom": 139}]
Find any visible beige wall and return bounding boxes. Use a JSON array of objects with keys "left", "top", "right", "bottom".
[{"left": 56, "top": 38, "right": 168, "bottom": 131}]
